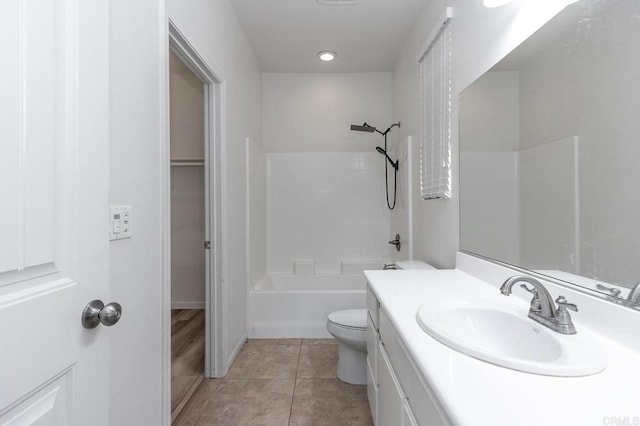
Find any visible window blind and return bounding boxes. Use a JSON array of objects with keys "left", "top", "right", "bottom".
[{"left": 418, "top": 8, "right": 453, "bottom": 200}]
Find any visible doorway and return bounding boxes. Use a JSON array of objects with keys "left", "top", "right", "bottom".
[
  {"left": 169, "top": 48, "right": 206, "bottom": 419},
  {"left": 166, "top": 23, "right": 225, "bottom": 422}
]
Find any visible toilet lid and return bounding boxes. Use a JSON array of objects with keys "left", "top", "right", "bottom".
[{"left": 328, "top": 309, "right": 367, "bottom": 329}]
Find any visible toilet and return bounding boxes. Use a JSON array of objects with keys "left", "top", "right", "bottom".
[
  {"left": 327, "top": 309, "right": 368, "bottom": 385},
  {"left": 394, "top": 260, "right": 436, "bottom": 271},
  {"left": 327, "top": 260, "right": 435, "bottom": 385}
]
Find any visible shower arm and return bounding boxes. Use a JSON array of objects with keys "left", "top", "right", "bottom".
[
  {"left": 381, "top": 122, "right": 401, "bottom": 136},
  {"left": 374, "top": 122, "right": 400, "bottom": 136}
]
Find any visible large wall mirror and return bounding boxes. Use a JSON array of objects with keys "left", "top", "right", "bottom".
[{"left": 459, "top": 0, "right": 640, "bottom": 309}]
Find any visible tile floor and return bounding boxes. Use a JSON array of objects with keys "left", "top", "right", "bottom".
[{"left": 174, "top": 339, "right": 373, "bottom": 426}]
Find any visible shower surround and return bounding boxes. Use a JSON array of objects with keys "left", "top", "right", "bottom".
[
  {"left": 267, "top": 152, "right": 390, "bottom": 274},
  {"left": 248, "top": 152, "right": 391, "bottom": 337}
]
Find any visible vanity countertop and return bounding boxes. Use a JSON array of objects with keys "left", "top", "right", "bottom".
[{"left": 364, "top": 268, "right": 640, "bottom": 426}]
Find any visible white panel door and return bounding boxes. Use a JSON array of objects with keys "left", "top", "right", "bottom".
[{"left": 0, "top": 0, "right": 111, "bottom": 424}]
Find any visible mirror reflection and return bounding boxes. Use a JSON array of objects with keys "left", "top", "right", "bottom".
[{"left": 459, "top": 0, "right": 640, "bottom": 306}]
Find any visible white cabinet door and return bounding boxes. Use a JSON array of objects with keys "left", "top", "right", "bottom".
[
  {"left": 366, "top": 315, "right": 378, "bottom": 423},
  {"left": 402, "top": 398, "right": 419, "bottom": 426},
  {"left": 0, "top": 0, "right": 110, "bottom": 424},
  {"left": 377, "top": 343, "right": 404, "bottom": 426}
]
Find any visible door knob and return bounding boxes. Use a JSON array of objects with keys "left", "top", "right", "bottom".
[{"left": 82, "top": 300, "right": 123, "bottom": 329}]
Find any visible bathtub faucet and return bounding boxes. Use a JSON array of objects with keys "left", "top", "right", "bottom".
[{"left": 388, "top": 233, "right": 401, "bottom": 252}]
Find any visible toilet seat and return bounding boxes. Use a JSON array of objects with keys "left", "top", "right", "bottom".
[{"left": 327, "top": 309, "right": 367, "bottom": 330}]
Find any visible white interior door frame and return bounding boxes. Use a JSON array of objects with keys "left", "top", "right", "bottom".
[{"left": 163, "top": 20, "right": 227, "bottom": 397}]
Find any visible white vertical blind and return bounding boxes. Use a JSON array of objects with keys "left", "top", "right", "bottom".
[{"left": 419, "top": 8, "right": 453, "bottom": 200}]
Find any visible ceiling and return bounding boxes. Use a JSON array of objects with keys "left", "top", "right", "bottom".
[{"left": 229, "top": 0, "right": 429, "bottom": 73}]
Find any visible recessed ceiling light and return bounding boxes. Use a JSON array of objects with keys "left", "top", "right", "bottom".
[{"left": 317, "top": 51, "right": 337, "bottom": 62}]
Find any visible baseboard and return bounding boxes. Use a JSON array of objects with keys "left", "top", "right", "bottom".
[
  {"left": 248, "top": 322, "right": 332, "bottom": 338},
  {"left": 224, "top": 333, "right": 247, "bottom": 376},
  {"left": 171, "top": 301, "right": 205, "bottom": 310},
  {"left": 171, "top": 376, "right": 204, "bottom": 424}
]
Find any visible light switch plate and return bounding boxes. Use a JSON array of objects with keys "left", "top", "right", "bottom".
[{"left": 109, "top": 205, "right": 132, "bottom": 241}]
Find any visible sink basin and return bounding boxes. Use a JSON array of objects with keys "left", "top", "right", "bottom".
[{"left": 416, "top": 298, "right": 607, "bottom": 376}]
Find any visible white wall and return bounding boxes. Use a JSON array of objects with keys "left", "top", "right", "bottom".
[
  {"left": 392, "top": 0, "right": 572, "bottom": 269},
  {"left": 169, "top": 51, "right": 205, "bottom": 160},
  {"left": 109, "top": 0, "right": 262, "bottom": 422},
  {"left": 170, "top": 51, "right": 206, "bottom": 309},
  {"left": 109, "top": 0, "right": 165, "bottom": 423},
  {"left": 166, "top": 0, "right": 263, "bottom": 370},
  {"left": 170, "top": 166, "right": 206, "bottom": 308},
  {"left": 263, "top": 73, "right": 392, "bottom": 152}
]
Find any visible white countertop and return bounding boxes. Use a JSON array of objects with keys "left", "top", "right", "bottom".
[{"left": 364, "top": 268, "right": 640, "bottom": 426}]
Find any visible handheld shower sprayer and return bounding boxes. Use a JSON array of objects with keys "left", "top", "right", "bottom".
[
  {"left": 349, "top": 121, "right": 401, "bottom": 210},
  {"left": 375, "top": 147, "right": 398, "bottom": 170}
]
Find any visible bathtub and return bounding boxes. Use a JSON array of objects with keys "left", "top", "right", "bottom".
[{"left": 247, "top": 273, "right": 367, "bottom": 338}]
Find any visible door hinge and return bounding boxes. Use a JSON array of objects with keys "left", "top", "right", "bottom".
[{"left": 204, "top": 241, "right": 211, "bottom": 250}]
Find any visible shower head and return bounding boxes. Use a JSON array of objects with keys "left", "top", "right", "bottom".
[
  {"left": 352, "top": 122, "right": 400, "bottom": 210},
  {"left": 350, "top": 123, "right": 376, "bottom": 133},
  {"left": 376, "top": 146, "right": 399, "bottom": 170}
]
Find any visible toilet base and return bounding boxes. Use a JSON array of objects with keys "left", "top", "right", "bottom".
[{"left": 337, "top": 343, "right": 367, "bottom": 385}]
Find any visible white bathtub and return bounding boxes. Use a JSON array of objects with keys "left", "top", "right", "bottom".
[{"left": 247, "top": 273, "right": 367, "bottom": 338}]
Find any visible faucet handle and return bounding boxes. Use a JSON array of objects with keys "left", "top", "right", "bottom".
[
  {"left": 555, "top": 296, "right": 578, "bottom": 312},
  {"left": 521, "top": 284, "right": 542, "bottom": 313},
  {"left": 627, "top": 282, "right": 640, "bottom": 303},
  {"left": 596, "top": 284, "right": 621, "bottom": 297},
  {"left": 554, "top": 296, "right": 578, "bottom": 334}
]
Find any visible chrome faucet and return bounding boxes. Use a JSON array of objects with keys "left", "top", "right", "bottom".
[
  {"left": 627, "top": 282, "right": 640, "bottom": 304},
  {"left": 500, "top": 275, "right": 578, "bottom": 335}
]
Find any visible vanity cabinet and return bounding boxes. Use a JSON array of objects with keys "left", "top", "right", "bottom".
[
  {"left": 367, "top": 286, "right": 447, "bottom": 426},
  {"left": 366, "top": 287, "right": 380, "bottom": 422}
]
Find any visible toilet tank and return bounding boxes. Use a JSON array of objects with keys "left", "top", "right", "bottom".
[{"left": 395, "top": 260, "right": 436, "bottom": 270}]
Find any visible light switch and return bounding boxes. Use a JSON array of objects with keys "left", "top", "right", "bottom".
[{"left": 109, "top": 205, "right": 132, "bottom": 241}]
